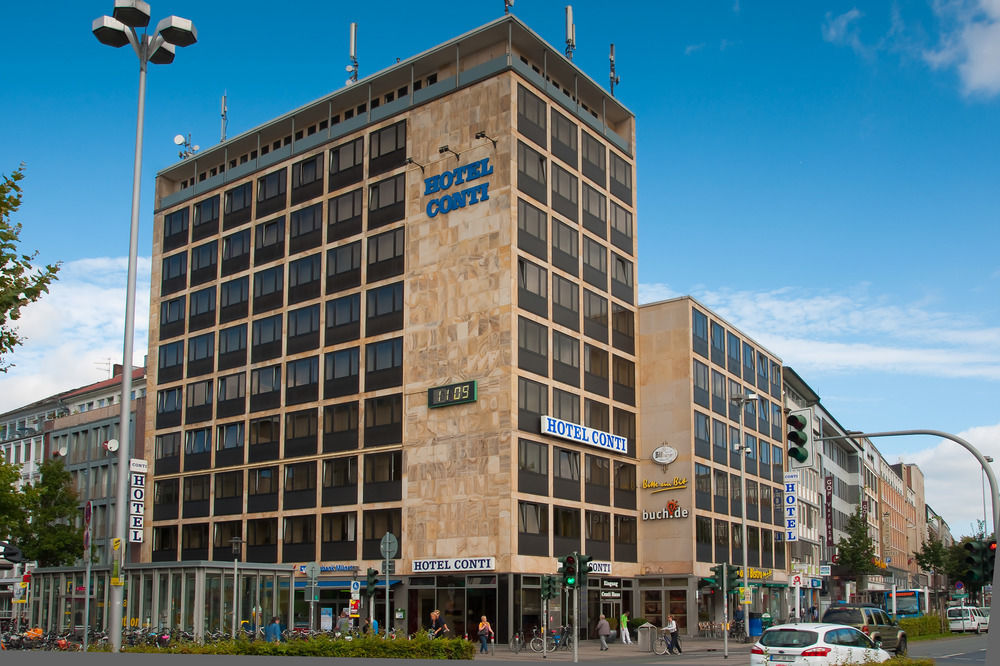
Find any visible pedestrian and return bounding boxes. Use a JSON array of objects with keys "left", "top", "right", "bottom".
[
  {"left": 477, "top": 615, "right": 494, "bottom": 653},
  {"left": 620, "top": 610, "right": 632, "bottom": 645},
  {"left": 265, "top": 616, "right": 281, "bottom": 643},
  {"left": 336, "top": 609, "right": 351, "bottom": 634},
  {"left": 596, "top": 613, "right": 611, "bottom": 651},
  {"left": 665, "top": 615, "right": 681, "bottom": 654},
  {"left": 430, "top": 609, "right": 448, "bottom": 638}
]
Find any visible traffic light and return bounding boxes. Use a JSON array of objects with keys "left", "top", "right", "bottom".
[
  {"left": 727, "top": 563, "right": 741, "bottom": 592},
  {"left": 708, "top": 563, "right": 725, "bottom": 589},
  {"left": 365, "top": 567, "right": 379, "bottom": 597},
  {"left": 541, "top": 575, "right": 557, "bottom": 600},
  {"left": 786, "top": 410, "right": 811, "bottom": 465},
  {"left": 963, "top": 540, "right": 987, "bottom": 583},
  {"left": 0, "top": 542, "right": 24, "bottom": 563},
  {"left": 986, "top": 539, "right": 997, "bottom": 580},
  {"left": 577, "top": 552, "right": 593, "bottom": 589},
  {"left": 558, "top": 552, "right": 578, "bottom": 588}
]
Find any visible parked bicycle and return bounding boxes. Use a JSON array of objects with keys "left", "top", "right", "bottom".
[{"left": 508, "top": 631, "right": 524, "bottom": 653}]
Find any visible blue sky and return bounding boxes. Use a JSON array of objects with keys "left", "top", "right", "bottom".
[{"left": 1, "top": 1, "right": 998, "bottom": 536}]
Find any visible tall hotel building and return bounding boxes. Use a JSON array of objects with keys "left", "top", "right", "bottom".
[{"left": 146, "top": 15, "right": 638, "bottom": 638}]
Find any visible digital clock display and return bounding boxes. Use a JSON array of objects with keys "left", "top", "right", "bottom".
[{"left": 428, "top": 380, "right": 477, "bottom": 409}]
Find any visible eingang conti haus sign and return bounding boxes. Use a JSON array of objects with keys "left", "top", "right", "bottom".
[{"left": 540, "top": 416, "right": 628, "bottom": 454}]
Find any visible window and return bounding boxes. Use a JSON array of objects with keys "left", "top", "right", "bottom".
[
  {"left": 291, "top": 154, "right": 323, "bottom": 205},
  {"left": 693, "top": 359, "right": 710, "bottom": 408},
  {"left": 518, "top": 500, "right": 548, "bottom": 556},
  {"left": 160, "top": 296, "right": 185, "bottom": 338},
  {"left": 551, "top": 163, "right": 578, "bottom": 221},
  {"left": 189, "top": 241, "right": 218, "bottom": 285},
  {"left": 364, "top": 450, "right": 402, "bottom": 484},
  {"left": 183, "top": 475, "right": 211, "bottom": 503},
  {"left": 328, "top": 189, "right": 363, "bottom": 241},
  {"left": 326, "top": 241, "right": 362, "bottom": 292},
  {"left": 516, "top": 259, "right": 547, "bottom": 318},
  {"left": 582, "top": 184, "right": 607, "bottom": 237},
  {"left": 612, "top": 355, "right": 635, "bottom": 405},
  {"left": 517, "top": 84, "right": 546, "bottom": 147},
  {"left": 288, "top": 253, "right": 322, "bottom": 303},
  {"left": 329, "top": 136, "right": 364, "bottom": 190},
  {"left": 518, "top": 316, "right": 547, "bottom": 377},
  {"left": 612, "top": 303, "right": 634, "bottom": 353},
  {"left": 743, "top": 341, "right": 756, "bottom": 382},
  {"left": 188, "top": 287, "right": 216, "bottom": 331},
  {"left": 285, "top": 461, "right": 317, "bottom": 492},
  {"left": 369, "top": 120, "right": 406, "bottom": 176},
  {"left": 610, "top": 201, "right": 632, "bottom": 253},
  {"left": 552, "top": 274, "right": 579, "bottom": 330},
  {"left": 192, "top": 195, "right": 220, "bottom": 240},
  {"left": 553, "top": 506, "right": 580, "bottom": 545},
  {"left": 609, "top": 151, "right": 632, "bottom": 203},
  {"left": 184, "top": 428, "right": 211, "bottom": 456},
  {"left": 224, "top": 181, "right": 253, "bottom": 228},
  {"left": 368, "top": 173, "right": 405, "bottom": 228},
  {"left": 611, "top": 253, "right": 634, "bottom": 303},
  {"left": 250, "top": 364, "right": 281, "bottom": 411},
  {"left": 518, "top": 439, "right": 548, "bottom": 475},
  {"left": 322, "top": 457, "right": 357, "bottom": 501},
  {"left": 584, "top": 290, "right": 608, "bottom": 342},
  {"left": 552, "top": 389, "right": 580, "bottom": 424},
  {"left": 365, "top": 337, "right": 403, "bottom": 390},
  {"left": 517, "top": 198, "right": 547, "bottom": 260},
  {"left": 286, "top": 357, "right": 319, "bottom": 404},
  {"left": 585, "top": 454, "right": 610, "bottom": 495},
  {"left": 163, "top": 207, "right": 189, "bottom": 251},
  {"left": 366, "top": 282, "right": 403, "bottom": 335},
  {"left": 187, "top": 332, "right": 214, "bottom": 377},
  {"left": 696, "top": 515, "right": 712, "bottom": 562},
  {"left": 517, "top": 140, "right": 547, "bottom": 204},
  {"left": 518, "top": 376, "right": 547, "bottom": 432},
  {"left": 218, "top": 277, "right": 248, "bottom": 323},
  {"left": 216, "top": 422, "right": 244, "bottom": 451},
  {"left": 253, "top": 265, "right": 284, "bottom": 313},
  {"left": 364, "top": 393, "right": 402, "bottom": 446},
  {"left": 287, "top": 304, "right": 320, "bottom": 353},
  {"left": 249, "top": 417, "right": 280, "bottom": 462},
  {"left": 614, "top": 408, "right": 636, "bottom": 454},
  {"left": 324, "top": 348, "right": 359, "bottom": 398},
  {"left": 727, "top": 331, "right": 741, "bottom": 374},
  {"left": 185, "top": 379, "right": 213, "bottom": 423},
  {"left": 582, "top": 236, "right": 607, "bottom": 289},
  {"left": 155, "top": 432, "right": 181, "bottom": 460},
  {"left": 367, "top": 227, "right": 404, "bottom": 282},
  {"left": 289, "top": 202, "right": 323, "bottom": 252},
  {"left": 695, "top": 463, "right": 711, "bottom": 510},
  {"left": 254, "top": 216, "right": 285, "bottom": 264},
  {"left": 324, "top": 402, "right": 359, "bottom": 452},
  {"left": 552, "top": 331, "right": 579, "bottom": 386},
  {"left": 614, "top": 514, "right": 637, "bottom": 561},
  {"left": 158, "top": 340, "right": 184, "bottom": 383},
  {"left": 256, "top": 168, "right": 287, "bottom": 217},
  {"left": 694, "top": 411, "right": 710, "bottom": 459},
  {"left": 221, "top": 228, "right": 251, "bottom": 275},
  {"left": 156, "top": 387, "right": 182, "bottom": 427},
  {"left": 711, "top": 370, "right": 727, "bottom": 416},
  {"left": 550, "top": 109, "right": 577, "bottom": 166},
  {"left": 326, "top": 293, "right": 361, "bottom": 344},
  {"left": 251, "top": 313, "right": 283, "bottom": 363},
  {"left": 161, "top": 251, "right": 187, "bottom": 295},
  {"left": 217, "top": 373, "right": 245, "bottom": 406},
  {"left": 551, "top": 218, "right": 578, "bottom": 276},
  {"left": 581, "top": 131, "right": 606, "bottom": 186}
]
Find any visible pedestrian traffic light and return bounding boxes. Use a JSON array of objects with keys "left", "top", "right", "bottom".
[
  {"left": 577, "top": 552, "right": 593, "bottom": 589},
  {"left": 366, "top": 567, "right": 379, "bottom": 597},
  {"left": 963, "top": 540, "right": 987, "bottom": 583},
  {"left": 786, "top": 410, "right": 811, "bottom": 465},
  {"left": 559, "top": 552, "right": 578, "bottom": 588}
]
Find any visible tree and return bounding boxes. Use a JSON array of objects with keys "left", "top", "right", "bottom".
[
  {"left": 0, "top": 459, "right": 28, "bottom": 541},
  {"left": 12, "top": 458, "right": 83, "bottom": 566},
  {"left": 836, "top": 506, "right": 877, "bottom": 590},
  {"left": 915, "top": 533, "right": 947, "bottom": 575},
  {"left": 0, "top": 165, "right": 61, "bottom": 372}
]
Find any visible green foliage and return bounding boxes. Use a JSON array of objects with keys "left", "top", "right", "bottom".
[
  {"left": 835, "top": 505, "right": 877, "bottom": 586},
  {"left": 109, "top": 633, "right": 475, "bottom": 659},
  {"left": 0, "top": 459, "right": 28, "bottom": 540},
  {"left": 882, "top": 658, "right": 934, "bottom": 666},
  {"left": 914, "top": 534, "right": 946, "bottom": 574},
  {"left": 897, "top": 614, "right": 941, "bottom": 637},
  {"left": 13, "top": 458, "right": 83, "bottom": 566},
  {"left": 0, "top": 165, "right": 61, "bottom": 372}
]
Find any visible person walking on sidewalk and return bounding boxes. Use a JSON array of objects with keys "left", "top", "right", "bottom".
[
  {"left": 596, "top": 614, "right": 611, "bottom": 651},
  {"left": 477, "top": 615, "right": 493, "bottom": 653},
  {"left": 665, "top": 615, "right": 681, "bottom": 655},
  {"left": 620, "top": 610, "right": 632, "bottom": 645}
]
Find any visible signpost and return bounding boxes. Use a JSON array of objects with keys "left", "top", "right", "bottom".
[
  {"left": 83, "top": 500, "right": 93, "bottom": 651},
  {"left": 305, "top": 561, "right": 320, "bottom": 631},
  {"left": 380, "top": 532, "right": 398, "bottom": 636}
]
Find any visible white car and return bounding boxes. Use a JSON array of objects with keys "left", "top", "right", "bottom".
[
  {"left": 947, "top": 606, "right": 989, "bottom": 633},
  {"left": 751, "top": 623, "right": 892, "bottom": 665}
]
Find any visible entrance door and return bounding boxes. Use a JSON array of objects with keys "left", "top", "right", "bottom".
[{"left": 601, "top": 600, "right": 621, "bottom": 638}]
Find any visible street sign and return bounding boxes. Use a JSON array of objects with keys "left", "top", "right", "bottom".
[
  {"left": 740, "top": 586, "right": 751, "bottom": 605},
  {"left": 349, "top": 598, "right": 360, "bottom": 618},
  {"left": 791, "top": 574, "right": 803, "bottom": 587},
  {"left": 819, "top": 565, "right": 831, "bottom": 576},
  {"left": 304, "top": 561, "right": 321, "bottom": 580},
  {"left": 350, "top": 580, "right": 361, "bottom": 594},
  {"left": 380, "top": 532, "right": 399, "bottom": 559}
]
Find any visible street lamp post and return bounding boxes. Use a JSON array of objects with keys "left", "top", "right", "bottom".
[
  {"left": 983, "top": 456, "right": 994, "bottom": 536},
  {"left": 231, "top": 536, "right": 244, "bottom": 638},
  {"left": 91, "top": 0, "right": 197, "bottom": 653},
  {"left": 732, "top": 390, "right": 757, "bottom": 638}
]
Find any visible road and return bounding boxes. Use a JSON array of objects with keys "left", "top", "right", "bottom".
[{"left": 908, "top": 633, "right": 988, "bottom": 664}]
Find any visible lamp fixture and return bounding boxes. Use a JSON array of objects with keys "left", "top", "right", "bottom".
[
  {"left": 474, "top": 131, "right": 498, "bottom": 149},
  {"left": 438, "top": 145, "right": 459, "bottom": 160},
  {"left": 405, "top": 156, "right": 426, "bottom": 173}
]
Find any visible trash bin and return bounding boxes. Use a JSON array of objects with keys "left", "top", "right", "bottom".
[
  {"left": 636, "top": 622, "right": 656, "bottom": 652},
  {"left": 749, "top": 612, "right": 763, "bottom": 638}
]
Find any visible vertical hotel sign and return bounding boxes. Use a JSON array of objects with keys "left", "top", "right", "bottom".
[
  {"left": 783, "top": 471, "right": 799, "bottom": 542},
  {"left": 824, "top": 475, "right": 834, "bottom": 545},
  {"left": 129, "top": 458, "right": 147, "bottom": 542}
]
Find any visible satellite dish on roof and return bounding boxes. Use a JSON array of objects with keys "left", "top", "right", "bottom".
[
  {"left": 173, "top": 134, "right": 185, "bottom": 145},
  {"left": 106, "top": 439, "right": 120, "bottom": 453},
  {"left": 57, "top": 445, "right": 68, "bottom": 457}
]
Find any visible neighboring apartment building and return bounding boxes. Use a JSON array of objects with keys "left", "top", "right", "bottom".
[
  {"left": 878, "top": 455, "right": 909, "bottom": 589},
  {"left": 142, "top": 14, "right": 639, "bottom": 640},
  {"left": 638, "top": 297, "right": 790, "bottom": 629}
]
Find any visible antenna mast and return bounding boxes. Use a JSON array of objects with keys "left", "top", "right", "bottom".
[
  {"left": 346, "top": 22, "right": 359, "bottom": 84},
  {"left": 565, "top": 6, "right": 576, "bottom": 60},
  {"left": 504, "top": 0, "right": 514, "bottom": 15},
  {"left": 220, "top": 91, "right": 228, "bottom": 142},
  {"left": 609, "top": 43, "right": 621, "bottom": 96}
]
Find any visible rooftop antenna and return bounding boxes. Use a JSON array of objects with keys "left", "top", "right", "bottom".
[
  {"left": 220, "top": 90, "right": 228, "bottom": 142},
  {"left": 609, "top": 43, "right": 621, "bottom": 96},
  {"left": 504, "top": 0, "right": 514, "bottom": 15},
  {"left": 174, "top": 133, "right": 199, "bottom": 159},
  {"left": 346, "top": 22, "right": 359, "bottom": 86},
  {"left": 95, "top": 358, "right": 112, "bottom": 379},
  {"left": 565, "top": 6, "right": 576, "bottom": 60}
]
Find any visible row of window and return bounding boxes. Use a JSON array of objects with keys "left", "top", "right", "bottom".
[
  {"left": 160, "top": 224, "right": 404, "bottom": 301},
  {"left": 692, "top": 307, "right": 782, "bottom": 401},
  {"left": 159, "top": 284, "right": 402, "bottom": 379},
  {"left": 694, "top": 462, "right": 786, "bottom": 525},
  {"left": 153, "top": 451, "right": 400, "bottom": 518},
  {"left": 516, "top": 84, "right": 633, "bottom": 205},
  {"left": 150, "top": 507, "right": 402, "bottom": 563},
  {"left": 517, "top": 500, "right": 637, "bottom": 561},
  {"left": 694, "top": 516, "right": 788, "bottom": 569},
  {"left": 517, "top": 438, "right": 635, "bottom": 507},
  {"left": 692, "top": 410, "right": 785, "bottom": 482},
  {"left": 154, "top": 395, "right": 401, "bottom": 466},
  {"left": 693, "top": 360, "right": 784, "bottom": 441}
]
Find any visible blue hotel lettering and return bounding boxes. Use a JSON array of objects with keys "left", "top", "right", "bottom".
[{"left": 424, "top": 158, "right": 493, "bottom": 218}]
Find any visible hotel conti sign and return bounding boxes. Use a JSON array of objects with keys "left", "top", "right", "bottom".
[
  {"left": 541, "top": 416, "right": 628, "bottom": 453},
  {"left": 412, "top": 557, "right": 496, "bottom": 572},
  {"left": 423, "top": 158, "right": 493, "bottom": 217}
]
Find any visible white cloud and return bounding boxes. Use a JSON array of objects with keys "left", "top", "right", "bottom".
[
  {"left": 0, "top": 257, "right": 150, "bottom": 413},
  {"left": 909, "top": 422, "right": 1000, "bottom": 537},
  {"left": 925, "top": 0, "right": 1000, "bottom": 96},
  {"left": 684, "top": 43, "right": 706, "bottom": 56},
  {"left": 822, "top": 9, "right": 869, "bottom": 57}
]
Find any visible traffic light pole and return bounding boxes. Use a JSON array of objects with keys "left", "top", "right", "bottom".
[
  {"left": 819, "top": 429, "right": 999, "bottom": 660},
  {"left": 722, "top": 562, "right": 729, "bottom": 659}
]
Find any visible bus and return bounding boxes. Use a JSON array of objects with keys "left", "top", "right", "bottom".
[{"left": 850, "top": 589, "right": 925, "bottom": 618}]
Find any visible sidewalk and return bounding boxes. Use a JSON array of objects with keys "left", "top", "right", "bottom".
[{"left": 473, "top": 635, "right": 755, "bottom": 661}]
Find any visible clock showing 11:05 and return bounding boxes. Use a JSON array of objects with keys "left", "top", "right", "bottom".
[{"left": 427, "top": 380, "right": 478, "bottom": 408}]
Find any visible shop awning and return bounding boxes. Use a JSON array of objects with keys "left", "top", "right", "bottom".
[{"left": 291, "top": 579, "right": 402, "bottom": 588}]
